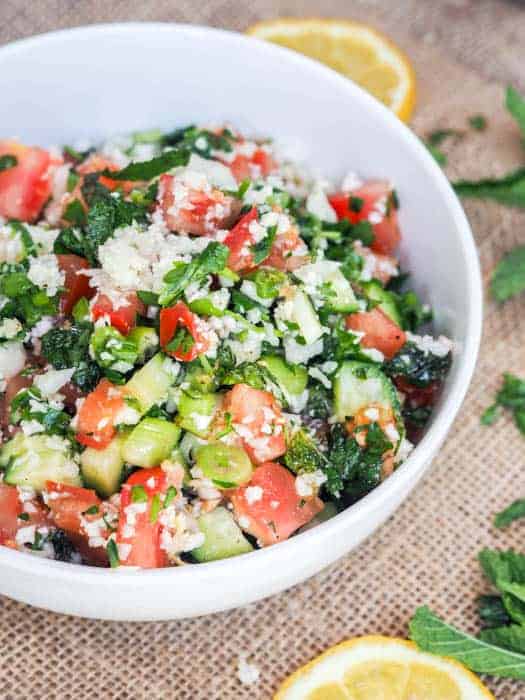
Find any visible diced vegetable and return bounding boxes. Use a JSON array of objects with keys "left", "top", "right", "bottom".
[
  {"left": 333, "top": 361, "right": 400, "bottom": 422},
  {"left": 1, "top": 433, "right": 81, "bottom": 491},
  {"left": 80, "top": 434, "right": 126, "bottom": 497},
  {"left": 195, "top": 443, "right": 253, "bottom": 488},
  {"left": 346, "top": 308, "right": 406, "bottom": 360},
  {"left": 177, "top": 391, "right": 220, "bottom": 437},
  {"left": 0, "top": 140, "right": 55, "bottom": 222},
  {"left": 56, "top": 254, "right": 94, "bottom": 316},
  {"left": 160, "top": 302, "right": 211, "bottom": 362},
  {"left": 122, "top": 418, "right": 180, "bottom": 468},
  {"left": 91, "top": 292, "right": 145, "bottom": 335},
  {"left": 293, "top": 260, "right": 359, "bottom": 313},
  {"left": 124, "top": 353, "right": 177, "bottom": 414},
  {"left": 127, "top": 326, "right": 159, "bottom": 362},
  {"left": 361, "top": 279, "right": 402, "bottom": 326},
  {"left": 192, "top": 507, "right": 253, "bottom": 562},
  {"left": 76, "top": 379, "right": 124, "bottom": 450}
]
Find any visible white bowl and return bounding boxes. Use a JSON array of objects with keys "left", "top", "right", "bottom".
[{"left": 0, "top": 22, "right": 482, "bottom": 620}]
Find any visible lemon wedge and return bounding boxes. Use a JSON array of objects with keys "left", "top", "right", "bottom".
[
  {"left": 247, "top": 18, "right": 416, "bottom": 122},
  {"left": 275, "top": 636, "right": 495, "bottom": 699}
]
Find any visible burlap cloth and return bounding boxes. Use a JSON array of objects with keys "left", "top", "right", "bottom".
[{"left": 1, "top": 1, "right": 525, "bottom": 697}]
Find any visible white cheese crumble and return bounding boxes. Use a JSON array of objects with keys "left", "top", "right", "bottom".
[
  {"left": 33, "top": 367, "right": 75, "bottom": 397},
  {"left": 245, "top": 485, "right": 263, "bottom": 505},
  {"left": 308, "top": 367, "right": 331, "bottom": 389},
  {"left": 295, "top": 470, "right": 327, "bottom": 497},
  {"left": 406, "top": 332, "right": 453, "bottom": 357},
  {"left": 0, "top": 318, "right": 22, "bottom": 340},
  {"left": 306, "top": 182, "right": 337, "bottom": 222},
  {"left": 27, "top": 254, "right": 65, "bottom": 297},
  {"left": 0, "top": 341, "right": 26, "bottom": 379}
]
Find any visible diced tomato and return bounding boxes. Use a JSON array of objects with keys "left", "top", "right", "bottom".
[
  {"left": 0, "top": 140, "right": 55, "bottom": 222},
  {"left": 159, "top": 301, "right": 211, "bottom": 362},
  {"left": 229, "top": 147, "right": 276, "bottom": 183},
  {"left": 229, "top": 462, "right": 323, "bottom": 545},
  {"left": 45, "top": 482, "right": 100, "bottom": 534},
  {"left": 117, "top": 467, "right": 169, "bottom": 569},
  {"left": 77, "top": 154, "right": 135, "bottom": 193},
  {"left": 76, "top": 379, "right": 124, "bottom": 450},
  {"left": 45, "top": 481, "right": 108, "bottom": 565},
  {"left": 346, "top": 308, "right": 406, "bottom": 360},
  {"left": 354, "top": 241, "right": 398, "bottom": 285},
  {"left": 0, "top": 484, "right": 22, "bottom": 545},
  {"left": 329, "top": 181, "right": 401, "bottom": 255},
  {"left": 56, "top": 254, "right": 94, "bottom": 316},
  {"left": 224, "top": 207, "right": 308, "bottom": 273},
  {"left": 91, "top": 292, "right": 145, "bottom": 335},
  {"left": 394, "top": 376, "right": 440, "bottom": 408},
  {"left": 223, "top": 383, "right": 286, "bottom": 464},
  {"left": 158, "top": 173, "right": 240, "bottom": 235}
]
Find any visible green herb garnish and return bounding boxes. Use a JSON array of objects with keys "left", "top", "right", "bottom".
[
  {"left": 131, "top": 485, "right": 148, "bottom": 503},
  {"left": 106, "top": 539, "right": 120, "bottom": 568},
  {"left": 100, "top": 148, "right": 190, "bottom": 181},
  {"left": 0, "top": 154, "right": 17, "bottom": 173},
  {"left": 490, "top": 244, "right": 525, "bottom": 302},
  {"left": 481, "top": 373, "right": 525, "bottom": 435},
  {"left": 149, "top": 494, "right": 162, "bottom": 524},
  {"left": 469, "top": 114, "right": 487, "bottom": 131},
  {"left": 495, "top": 500, "right": 525, "bottom": 529}
]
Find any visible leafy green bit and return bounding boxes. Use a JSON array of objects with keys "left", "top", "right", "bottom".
[
  {"left": 18, "top": 512, "right": 29, "bottom": 521},
  {"left": 402, "top": 405, "right": 432, "bottom": 429},
  {"left": 178, "top": 127, "right": 236, "bottom": 158},
  {"left": 63, "top": 199, "right": 87, "bottom": 227},
  {"left": 469, "top": 114, "right": 487, "bottom": 131},
  {"left": 506, "top": 86, "right": 525, "bottom": 140},
  {"left": 0, "top": 154, "right": 17, "bottom": 173},
  {"left": 478, "top": 547, "right": 525, "bottom": 588},
  {"left": 53, "top": 227, "right": 86, "bottom": 257},
  {"left": 83, "top": 505, "right": 99, "bottom": 516},
  {"left": 63, "top": 144, "right": 93, "bottom": 163},
  {"left": 225, "top": 179, "right": 251, "bottom": 200},
  {"left": 426, "top": 143, "right": 447, "bottom": 166},
  {"left": 137, "top": 290, "right": 159, "bottom": 306},
  {"left": 491, "top": 244, "right": 525, "bottom": 302},
  {"left": 90, "top": 325, "right": 138, "bottom": 377},
  {"left": 480, "top": 625, "right": 525, "bottom": 655},
  {"left": 495, "top": 500, "right": 525, "bottom": 529},
  {"left": 247, "top": 268, "right": 287, "bottom": 300},
  {"left": 230, "top": 290, "right": 269, "bottom": 321},
  {"left": 101, "top": 148, "right": 190, "bottom": 181},
  {"left": 131, "top": 485, "right": 148, "bottom": 503},
  {"left": 41, "top": 323, "right": 101, "bottom": 393},
  {"left": 50, "top": 530, "right": 78, "bottom": 562},
  {"left": 284, "top": 428, "right": 328, "bottom": 474},
  {"left": 159, "top": 242, "right": 229, "bottom": 306},
  {"left": 251, "top": 224, "right": 277, "bottom": 265},
  {"left": 0, "top": 267, "right": 58, "bottom": 328},
  {"left": 304, "top": 383, "right": 332, "bottom": 419},
  {"left": 477, "top": 595, "right": 511, "bottom": 628},
  {"left": 392, "top": 290, "right": 432, "bottom": 331},
  {"left": 10, "top": 387, "right": 70, "bottom": 436},
  {"left": 482, "top": 373, "right": 525, "bottom": 435},
  {"left": 165, "top": 326, "right": 195, "bottom": 355},
  {"left": 384, "top": 342, "right": 452, "bottom": 388},
  {"left": 453, "top": 168, "right": 525, "bottom": 208},
  {"left": 163, "top": 486, "right": 177, "bottom": 509},
  {"left": 72, "top": 297, "right": 90, "bottom": 324},
  {"left": 218, "top": 361, "right": 285, "bottom": 404},
  {"left": 349, "top": 196, "right": 363, "bottom": 213},
  {"left": 427, "top": 129, "right": 463, "bottom": 147},
  {"left": 106, "top": 539, "right": 120, "bottom": 568},
  {"left": 410, "top": 606, "right": 525, "bottom": 680},
  {"left": 149, "top": 494, "right": 162, "bottom": 524},
  {"left": 322, "top": 324, "right": 372, "bottom": 364}
]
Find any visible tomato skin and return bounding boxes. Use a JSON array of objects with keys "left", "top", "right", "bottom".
[
  {"left": 230, "top": 462, "right": 324, "bottom": 545},
  {"left": 0, "top": 484, "right": 22, "bottom": 545},
  {"left": 0, "top": 141, "right": 55, "bottom": 223},
  {"left": 346, "top": 308, "right": 406, "bottom": 360},
  {"left": 158, "top": 173, "right": 240, "bottom": 235},
  {"left": 91, "top": 292, "right": 145, "bottom": 335},
  {"left": 159, "top": 301, "right": 210, "bottom": 362},
  {"left": 117, "top": 467, "right": 169, "bottom": 569},
  {"left": 76, "top": 379, "right": 124, "bottom": 450},
  {"left": 223, "top": 383, "right": 286, "bottom": 464},
  {"left": 264, "top": 226, "right": 309, "bottom": 271},
  {"left": 229, "top": 148, "right": 276, "bottom": 182},
  {"left": 56, "top": 254, "right": 93, "bottom": 316},
  {"left": 394, "top": 377, "right": 439, "bottom": 407},
  {"left": 329, "top": 181, "right": 401, "bottom": 255},
  {"left": 223, "top": 207, "right": 258, "bottom": 272}
]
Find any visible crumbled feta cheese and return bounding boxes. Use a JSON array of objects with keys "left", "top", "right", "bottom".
[
  {"left": 27, "top": 254, "right": 65, "bottom": 297},
  {"left": 20, "top": 419, "right": 45, "bottom": 436},
  {"left": 240, "top": 280, "right": 275, "bottom": 308},
  {"left": 0, "top": 222, "right": 25, "bottom": 263},
  {"left": 0, "top": 318, "right": 22, "bottom": 340},
  {"left": 340, "top": 171, "right": 363, "bottom": 192},
  {"left": 306, "top": 182, "right": 337, "bottom": 222},
  {"left": 360, "top": 347, "right": 385, "bottom": 363},
  {"left": 364, "top": 407, "right": 380, "bottom": 422},
  {"left": 284, "top": 336, "right": 324, "bottom": 365},
  {"left": 34, "top": 367, "right": 75, "bottom": 397},
  {"left": 406, "top": 332, "right": 453, "bottom": 357},
  {"left": 308, "top": 367, "right": 331, "bottom": 389},
  {"left": 245, "top": 485, "right": 263, "bottom": 505},
  {"left": 0, "top": 341, "right": 26, "bottom": 380},
  {"left": 295, "top": 470, "right": 327, "bottom": 497},
  {"left": 395, "top": 436, "right": 414, "bottom": 463}
]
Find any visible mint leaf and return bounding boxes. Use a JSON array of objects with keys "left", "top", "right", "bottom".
[
  {"left": 480, "top": 625, "right": 525, "bottom": 655},
  {"left": 251, "top": 224, "right": 277, "bottom": 265},
  {"left": 479, "top": 548, "right": 525, "bottom": 588},
  {"left": 101, "top": 148, "right": 190, "bottom": 181},
  {"left": 477, "top": 595, "right": 511, "bottom": 628},
  {"left": 409, "top": 606, "right": 525, "bottom": 679},
  {"left": 506, "top": 86, "right": 525, "bottom": 141},
  {"left": 425, "top": 143, "right": 447, "bottom": 166},
  {"left": 483, "top": 373, "right": 525, "bottom": 436},
  {"left": 453, "top": 168, "right": 525, "bottom": 207},
  {"left": 491, "top": 245, "right": 525, "bottom": 302},
  {"left": 495, "top": 499, "right": 525, "bottom": 529},
  {"left": 469, "top": 115, "right": 487, "bottom": 131},
  {"left": 0, "top": 154, "right": 17, "bottom": 173}
]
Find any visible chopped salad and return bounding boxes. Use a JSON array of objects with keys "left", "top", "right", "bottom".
[{"left": 0, "top": 126, "right": 452, "bottom": 568}]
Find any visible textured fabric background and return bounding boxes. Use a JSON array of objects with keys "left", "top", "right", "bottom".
[{"left": 1, "top": 1, "right": 525, "bottom": 698}]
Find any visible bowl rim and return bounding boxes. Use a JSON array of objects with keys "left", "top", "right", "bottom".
[{"left": 0, "top": 21, "right": 483, "bottom": 587}]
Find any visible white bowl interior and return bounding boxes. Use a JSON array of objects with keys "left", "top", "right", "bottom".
[{"left": 0, "top": 23, "right": 481, "bottom": 620}]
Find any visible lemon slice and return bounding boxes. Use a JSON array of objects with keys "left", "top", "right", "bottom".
[
  {"left": 246, "top": 18, "right": 416, "bottom": 122},
  {"left": 275, "top": 636, "right": 494, "bottom": 699}
]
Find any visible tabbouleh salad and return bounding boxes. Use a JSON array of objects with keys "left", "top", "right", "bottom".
[{"left": 0, "top": 125, "right": 452, "bottom": 568}]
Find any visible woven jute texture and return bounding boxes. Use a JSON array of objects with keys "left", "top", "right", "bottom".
[{"left": 1, "top": 1, "right": 525, "bottom": 698}]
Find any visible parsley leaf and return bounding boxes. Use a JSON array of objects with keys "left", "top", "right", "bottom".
[
  {"left": 0, "top": 154, "right": 17, "bottom": 173},
  {"left": 453, "top": 167, "right": 525, "bottom": 207},
  {"left": 159, "top": 242, "right": 230, "bottom": 306},
  {"left": 482, "top": 373, "right": 525, "bottom": 435},
  {"left": 251, "top": 224, "right": 277, "bottom": 265},
  {"left": 165, "top": 326, "right": 195, "bottom": 355},
  {"left": 506, "top": 86, "right": 525, "bottom": 141},
  {"left": 410, "top": 606, "right": 525, "bottom": 680},
  {"left": 491, "top": 244, "right": 525, "bottom": 302},
  {"left": 384, "top": 342, "right": 452, "bottom": 388},
  {"left": 100, "top": 148, "right": 190, "bottom": 181},
  {"left": 41, "top": 323, "right": 101, "bottom": 393},
  {"left": 494, "top": 499, "right": 525, "bottom": 529},
  {"left": 469, "top": 114, "right": 487, "bottom": 131},
  {"left": 0, "top": 267, "right": 58, "bottom": 328}
]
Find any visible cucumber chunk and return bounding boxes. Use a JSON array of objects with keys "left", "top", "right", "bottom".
[
  {"left": 80, "top": 434, "right": 126, "bottom": 497},
  {"left": 258, "top": 354, "right": 308, "bottom": 397},
  {"left": 361, "top": 280, "right": 402, "bottom": 326},
  {"left": 333, "top": 361, "right": 400, "bottom": 422},
  {"left": 127, "top": 326, "right": 159, "bottom": 362},
  {"left": 192, "top": 507, "right": 253, "bottom": 562},
  {"left": 177, "top": 391, "right": 220, "bottom": 437},
  {"left": 1, "top": 433, "right": 81, "bottom": 491},
  {"left": 125, "top": 353, "right": 178, "bottom": 414},
  {"left": 122, "top": 418, "right": 181, "bottom": 468},
  {"left": 195, "top": 443, "right": 253, "bottom": 488},
  {"left": 293, "top": 260, "right": 359, "bottom": 313},
  {"left": 289, "top": 288, "right": 324, "bottom": 344}
]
